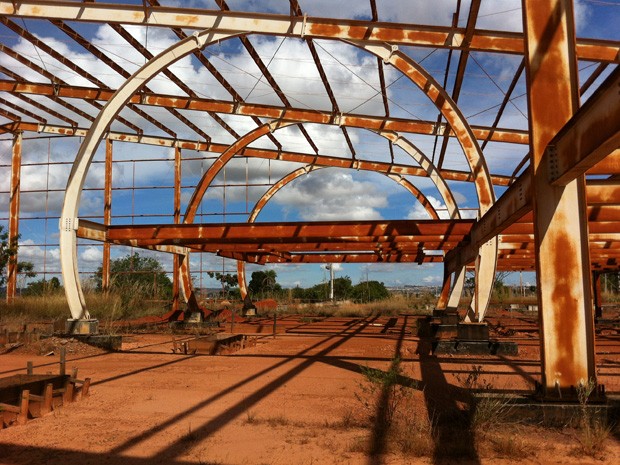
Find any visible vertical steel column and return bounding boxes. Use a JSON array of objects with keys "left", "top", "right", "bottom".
[
  {"left": 6, "top": 132, "right": 21, "bottom": 303},
  {"left": 102, "top": 138, "right": 112, "bottom": 293},
  {"left": 435, "top": 270, "right": 451, "bottom": 310},
  {"left": 523, "top": 0, "right": 596, "bottom": 396},
  {"left": 172, "top": 145, "right": 181, "bottom": 314}
]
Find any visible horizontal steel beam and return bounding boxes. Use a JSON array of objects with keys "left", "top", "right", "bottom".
[
  {"left": 0, "top": 121, "right": 518, "bottom": 186},
  {"left": 0, "top": 80, "right": 529, "bottom": 145},
  {"left": 548, "top": 68, "right": 620, "bottom": 186},
  {"left": 218, "top": 251, "right": 444, "bottom": 264},
  {"left": 2, "top": 2, "right": 617, "bottom": 62},
  {"left": 105, "top": 219, "right": 474, "bottom": 241}
]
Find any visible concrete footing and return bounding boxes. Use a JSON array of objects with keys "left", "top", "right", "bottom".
[
  {"left": 476, "top": 393, "right": 620, "bottom": 427},
  {"left": 75, "top": 335, "right": 122, "bottom": 351},
  {"left": 457, "top": 322, "right": 489, "bottom": 340},
  {"left": 65, "top": 319, "right": 98, "bottom": 335},
  {"left": 434, "top": 339, "right": 519, "bottom": 355}
]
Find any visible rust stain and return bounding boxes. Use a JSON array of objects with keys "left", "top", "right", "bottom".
[
  {"left": 307, "top": 23, "right": 342, "bottom": 37},
  {"left": 373, "top": 27, "right": 405, "bottom": 42},
  {"left": 346, "top": 25, "right": 370, "bottom": 40},
  {"left": 406, "top": 30, "right": 448, "bottom": 46},
  {"left": 175, "top": 14, "right": 200, "bottom": 25},
  {"left": 550, "top": 231, "right": 580, "bottom": 385},
  {"left": 149, "top": 96, "right": 182, "bottom": 108}
]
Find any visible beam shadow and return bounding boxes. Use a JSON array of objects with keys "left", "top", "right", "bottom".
[{"left": 108, "top": 316, "right": 381, "bottom": 460}]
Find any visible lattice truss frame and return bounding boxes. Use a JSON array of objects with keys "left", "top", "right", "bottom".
[{"left": 0, "top": 1, "right": 618, "bottom": 326}]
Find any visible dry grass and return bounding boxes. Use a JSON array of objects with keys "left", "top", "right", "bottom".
[
  {"left": 281, "top": 294, "right": 434, "bottom": 318},
  {"left": 0, "top": 290, "right": 169, "bottom": 326}
]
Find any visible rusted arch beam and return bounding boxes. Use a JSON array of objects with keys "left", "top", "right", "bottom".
[
  {"left": 178, "top": 128, "right": 463, "bottom": 306},
  {"left": 59, "top": 30, "right": 241, "bottom": 319},
  {"left": 58, "top": 26, "right": 496, "bottom": 320},
  {"left": 2, "top": 1, "right": 618, "bottom": 61},
  {"left": 234, "top": 164, "right": 445, "bottom": 300},
  {"left": 0, "top": 80, "right": 529, "bottom": 145},
  {"left": 178, "top": 39, "right": 496, "bottom": 314}
]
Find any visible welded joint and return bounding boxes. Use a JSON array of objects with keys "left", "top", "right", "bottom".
[
  {"left": 546, "top": 144, "right": 559, "bottom": 181},
  {"left": 333, "top": 113, "right": 344, "bottom": 126},
  {"left": 60, "top": 217, "right": 79, "bottom": 232},
  {"left": 300, "top": 13, "right": 308, "bottom": 38},
  {"left": 383, "top": 44, "right": 399, "bottom": 63},
  {"left": 268, "top": 120, "right": 281, "bottom": 133},
  {"left": 191, "top": 31, "right": 209, "bottom": 49}
]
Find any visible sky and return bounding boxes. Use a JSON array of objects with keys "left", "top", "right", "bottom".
[{"left": 0, "top": 0, "right": 618, "bottom": 292}]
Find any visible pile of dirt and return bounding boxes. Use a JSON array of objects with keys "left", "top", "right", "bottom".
[{"left": 9, "top": 336, "right": 107, "bottom": 357}]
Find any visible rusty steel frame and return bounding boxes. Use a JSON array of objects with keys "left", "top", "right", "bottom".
[
  {"left": 0, "top": 0, "right": 618, "bottom": 402},
  {"left": 0, "top": 81, "right": 530, "bottom": 145},
  {"left": 2, "top": 1, "right": 618, "bottom": 62},
  {"left": 52, "top": 21, "right": 502, "bottom": 320}
]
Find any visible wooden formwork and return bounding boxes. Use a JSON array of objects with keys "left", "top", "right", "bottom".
[{"left": 0, "top": 350, "right": 91, "bottom": 428}]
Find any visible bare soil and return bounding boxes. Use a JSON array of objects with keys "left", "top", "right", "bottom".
[{"left": 0, "top": 310, "right": 618, "bottom": 465}]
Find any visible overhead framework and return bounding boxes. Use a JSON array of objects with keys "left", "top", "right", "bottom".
[{"left": 0, "top": 1, "right": 618, "bottom": 396}]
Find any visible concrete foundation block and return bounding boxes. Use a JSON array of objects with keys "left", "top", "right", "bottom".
[
  {"left": 434, "top": 339, "right": 518, "bottom": 355},
  {"left": 65, "top": 319, "right": 98, "bottom": 335},
  {"left": 457, "top": 322, "right": 489, "bottom": 341}
]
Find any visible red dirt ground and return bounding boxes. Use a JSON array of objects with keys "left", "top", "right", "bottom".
[{"left": 0, "top": 309, "right": 618, "bottom": 465}]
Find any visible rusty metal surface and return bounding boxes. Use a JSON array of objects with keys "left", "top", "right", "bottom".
[
  {"left": 0, "top": 0, "right": 618, "bottom": 400},
  {"left": 523, "top": 0, "right": 596, "bottom": 395},
  {"left": 6, "top": 133, "right": 21, "bottom": 303}
]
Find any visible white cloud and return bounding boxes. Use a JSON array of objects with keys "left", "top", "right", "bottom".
[
  {"left": 407, "top": 195, "right": 450, "bottom": 220},
  {"left": 422, "top": 275, "right": 442, "bottom": 284},
  {"left": 272, "top": 169, "right": 387, "bottom": 221},
  {"left": 80, "top": 246, "right": 103, "bottom": 263}
]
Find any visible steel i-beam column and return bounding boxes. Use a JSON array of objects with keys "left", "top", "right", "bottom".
[
  {"left": 172, "top": 145, "right": 181, "bottom": 314},
  {"left": 523, "top": 0, "right": 596, "bottom": 396},
  {"left": 102, "top": 138, "right": 112, "bottom": 293},
  {"left": 6, "top": 132, "right": 21, "bottom": 303}
]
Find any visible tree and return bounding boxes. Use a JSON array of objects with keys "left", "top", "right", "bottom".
[
  {"left": 294, "top": 276, "right": 353, "bottom": 301},
  {"left": 248, "top": 269, "right": 281, "bottom": 298},
  {"left": 94, "top": 253, "right": 172, "bottom": 299},
  {"left": 24, "top": 276, "right": 61, "bottom": 296},
  {"left": 352, "top": 280, "right": 390, "bottom": 302},
  {"left": 0, "top": 225, "right": 18, "bottom": 287},
  {"left": 207, "top": 271, "right": 238, "bottom": 297},
  {"left": 0, "top": 225, "right": 36, "bottom": 289}
]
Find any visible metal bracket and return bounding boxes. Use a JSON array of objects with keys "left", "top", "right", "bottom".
[
  {"left": 546, "top": 144, "right": 559, "bottom": 181},
  {"left": 383, "top": 44, "right": 398, "bottom": 63},
  {"left": 60, "top": 217, "right": 79, "bottom": 232},
  {"left": 300, "top": 13, "right": 308, "bottom": 38},
  {"left": 192, "top": 31, "right": 209, "bottom": 49}
]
